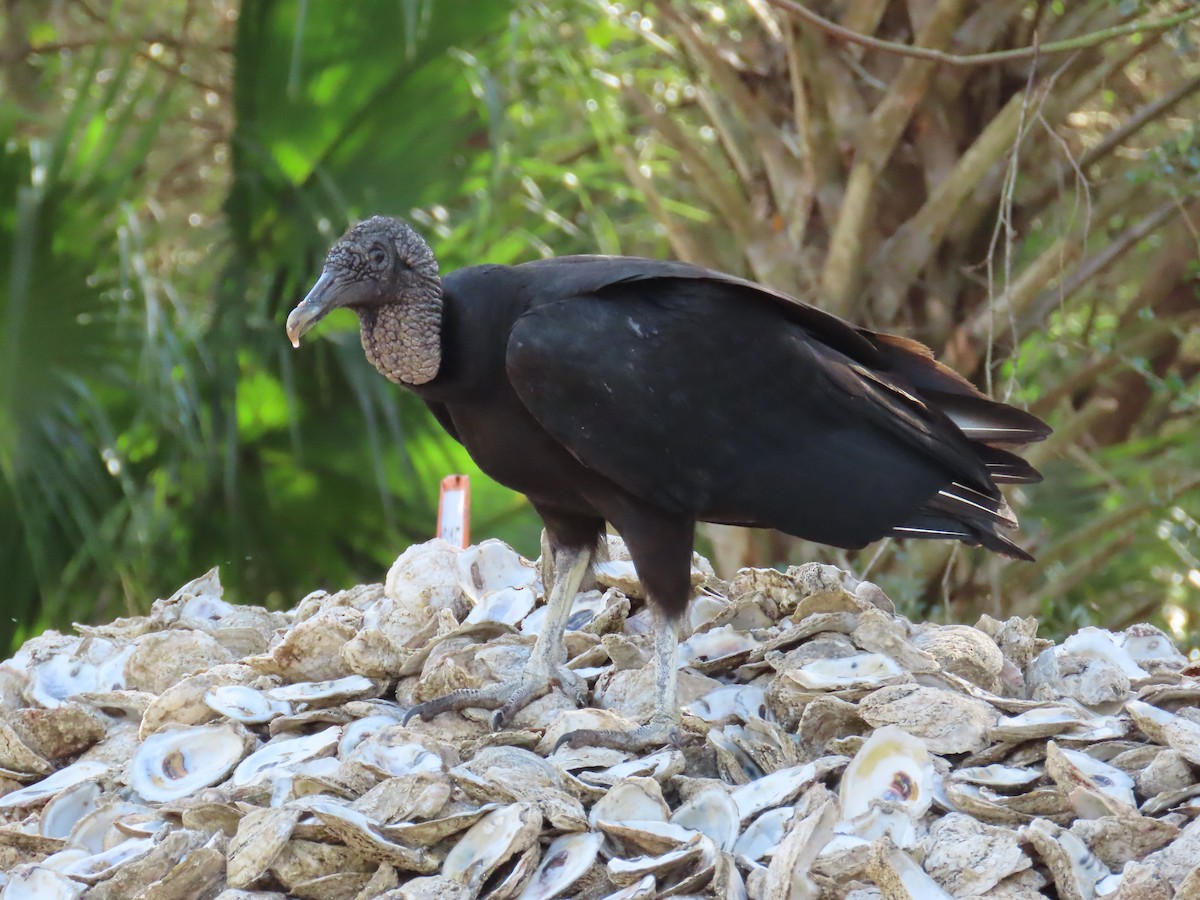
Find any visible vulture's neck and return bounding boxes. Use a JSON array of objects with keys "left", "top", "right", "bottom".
[{"left": 358, "top": 299, "right": 442, "bottom": 386}]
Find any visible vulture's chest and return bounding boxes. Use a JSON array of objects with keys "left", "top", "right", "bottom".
[{"left": 437, "top": 397, "right": 603, "bottom": 511}]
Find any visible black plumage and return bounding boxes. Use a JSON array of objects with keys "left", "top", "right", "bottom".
[{"left": 287, "top": 216, "right": 1050, "bottom": 748}]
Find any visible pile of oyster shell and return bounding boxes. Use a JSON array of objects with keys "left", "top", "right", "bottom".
[{"left": 0, "top": 536, "right": 1198, "bottom": 899}]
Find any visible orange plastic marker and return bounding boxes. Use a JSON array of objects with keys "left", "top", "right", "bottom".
[{"left": 437, "top": 475, "right": 471, "bottom": 548}]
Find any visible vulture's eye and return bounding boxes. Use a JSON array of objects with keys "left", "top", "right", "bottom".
[{"left": 368, "top": 245, "right": 387, "bottom": 269}]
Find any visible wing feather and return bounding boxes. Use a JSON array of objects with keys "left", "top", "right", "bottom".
[
  {"left": 499, "top": 256, "right": 1045, "bottom": 556},
  {"left": 504, "top": 272, "right": 1007, "bottom": 549}
]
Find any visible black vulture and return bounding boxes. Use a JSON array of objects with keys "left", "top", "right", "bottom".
[{"left": 286, "top": 216, "right": 1050, "bottom": 749}]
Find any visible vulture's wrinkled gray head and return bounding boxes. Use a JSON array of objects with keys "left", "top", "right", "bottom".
[
  {"left": 286, "top": 217, "right": 440, "bottom": 344},
  {"left": 287, "top": 216, "right": 443, "bottom": 385}
]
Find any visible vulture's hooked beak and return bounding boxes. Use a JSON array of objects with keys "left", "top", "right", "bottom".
[{"left": 286, "top": 270, "right": 341, "bottom": 348}]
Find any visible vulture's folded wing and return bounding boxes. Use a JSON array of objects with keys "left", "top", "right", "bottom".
[{"left": 504, "top": 265, "right": 1024, "bottom": 551}]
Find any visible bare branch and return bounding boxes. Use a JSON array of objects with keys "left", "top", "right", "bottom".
[
  {"left": 952, "top": 1, "right": 1027, "bottom": 58},
  {"left": 1006, "top": 473, "right": 1200, "bottom": 608},
  {"left": 656, "top": 2, "right": 771, "bottom": 136},
  {"left": 1038, "top": 0, "right": 1120, "bottom": 49},
  {"left": 1021, "top": 74, "right": 1200, "bottom": 213},
  {"left": 620, "top": 86, "right": 753, "bottom": 244},
  {"left": 656, "top": 1, "right": 806, "bottom": 242},
  {"left": 795, "top": 23, "right": 868, "bottom": 153},
  {"left": 1014, "top": 198, "right": 1181, "bottom": 340},
  {"left": 1025, "top": 395, "right": 1118, "bottom": 469},
  {"left": 1031, "top": 310, "right": 1200, "bottom": 416},
  {"left": 869, "top": 87, "right": 1032, "bottom": 316},
  {"left": 821, "top": 165, "right": 877, "bottom": 315},
  {"left": 613, "top": 146, "right": 709, "bottom": 265},
  {"left": 693, "top": 86, "right": 755, "bottom": 195},
  {"left": 951, "top": 34, "right": 1158, "bottom": 253},
  {"left": 763, "top": 0, "right": 1200, "bottom": 67},
  {"left": 1011, "top": 523, "right": 1139, "bottom": 613},
  {"left": 840, "top": 0, "right": 890, "bottom": 41},
  {"left": 822, "top": 0, "right": 970, "bottom": 314},
  {"left": 744, "top": 0, "right": 785, "bottom": 42},
  {"left": 783, "top": 24, "right": 819, "bottom": 247},
  {"left": 947, "top": 188, "right": 1174, "bottom": 358},
  {"left": 970, "top": 234, "right": 1084, "bottom": 339}
]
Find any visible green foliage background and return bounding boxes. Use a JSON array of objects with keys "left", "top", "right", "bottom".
[{"left": 1, "top": 0, "right": 1197, "bottom": 651}]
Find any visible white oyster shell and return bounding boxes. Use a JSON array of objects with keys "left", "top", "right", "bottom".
[
  {"left": 577, "top": 749, "right": 684, "bottom": 787},
  {"left": 787, "top": 653, "right": 904, "bottom": 689},
  {"left": 759, "top": 798, "right": 837, "bottom": 899},
  {"left": 66, "top": 799, "right": 155, "bottom": 853},
  {"left": 1063, "top": 627, "right": 1149, "bottom": 679},
  {"left": 593, "top": 559, "right": 643, "bottom": 597},
  {"left": 347, "top": 739, "right": 444, "bottom": 779},
  {"left": 1, "top": 865, "right": 85, "bottom": 899},
  {"left": 442, "top": 802, "right": 542, "bottom": 887},
  {"left": 734, "top": 806, "right": 794, "bottom": 861},
  {"left": 226, "top": 806, "right": 300, "bottom": 889},
  {"left": 0, "top": 760, "right": 110, "bottom": 809},
  {"left": 1024, "top": 818, "right": 1109, "bottom": 899},
  {"left": 952, "top": 764, "right": 1041, "bottom": 788},
  {"left": 867, "top": 835, "right": 953, "bottom": 899},
  {"left": 60, "top": 836, "right": 156, "bottom": 882},
  {"left": 39, "top": 780, "right": 102, "bottom": 839},
  {"left": 671, "top": 785, "right": 739, "bottom": 851},
  {"left": 27, "top": 654, "right": 103, "bottom": 709},
  {"left": 457, "top": 539, "right": 538, "bottom": 603},
  {"left": 589, "top": 777, "right": 669, "bottom": 828},
  {"left": 516, "top": 830, "right": 602, "bottom": 900},
  {"left": 1121, "top": 624, "right": 1187, "bottom": 668},
  {"left": 841, "top": 725, "right": 933, "bottom": 822},
  {"left": 521, "top": 588, "right": 614, "bottom": 636},
  {"left": 990, "top": 705, "right": 1089, "bottom": 741},
  {"left": 677, "top": 626, "right": 760, "bottom": 667},
  {"left": 463, "top": 585, "right": 536, "bottom": 626},
  {"left": 686, "top": 683, "right": 769, "bottom": 723},
  {"left": 296, "top": 796, "right": 439, "bottom": 872},
  {"left": 605, "top": 834, "right": 706, "bottom": 886},
  {"left": 1128, "top": 700, "right": 1200, "bottom": 765},
  {"left": 203, "top": 684, "right": 291, "bottom": 724},
  {"left": 337, "top": 713, "right": 404, "bottom": 757},
  {"left": 731, "top": 762, "right": 818, "bottom": 820},
  {"left": 598, "top": 819, "right": 697, "bottom": 856},
  {"left": 230, "top": 725, "right": 340, "bottom": 787},
  {"left": 265, "top": 674, "right": 376, "bottom": 705},
  {"left": 595, "top": 874, "right": 656, "bottom": 899},
  {"left": 128, "top": 723, "right": 247, "bottom": 802},
  {"left": 1045, "top": 740, "right": 1137, "bottom": 816}
]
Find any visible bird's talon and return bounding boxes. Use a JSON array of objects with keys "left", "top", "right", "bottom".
[
  {"left": 552, "top": 731, "right": 583, "bottom": 754},
  {"left": 401, "top": 698, "right": 453, "bottom": 725},
  {"left": 553, "top": 720, "right": 680, "bottom": 753},
  {"left": 401, "top": 686, "right": 507, "bottom": 726},
  {"left": 556, "top": 672, "right": 589, "bottom": 706},
  {"left": 406, "top": 670, "right": 572, "bottom": 732}
]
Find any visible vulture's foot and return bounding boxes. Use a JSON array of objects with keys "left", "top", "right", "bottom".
[
  {"left": 403, "top": 665, "right": 585, "bottom": 730},
  {"left": 554, "top": 716, "right": 681, "bottom": 753},
  {"left": 550, "top": 602, "right": 684, "bottom": 751},
  {"left": 491, "top": 664, "right": 586, "bottom": 730}
]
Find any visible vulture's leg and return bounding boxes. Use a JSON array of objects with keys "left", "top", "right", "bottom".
[
  {"left": 554, "top": 605, "right": 681, "bottom": 752},
  {"left": 403, "top": 519, "right": 600, "bottom": 728},
  {"left": 557, "top": 510, "right": 693, "bottom": 752},
  {"left": 488, "top": 540, "right": 592, "bottom": 727}
]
